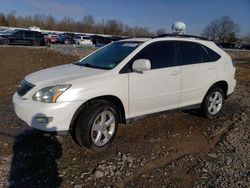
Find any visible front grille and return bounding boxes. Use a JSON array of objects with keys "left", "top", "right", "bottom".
[{"left": 17, "top": 80, "right": 34, "bottom": 96}]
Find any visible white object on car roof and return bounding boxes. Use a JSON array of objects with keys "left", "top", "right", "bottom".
[{"left": 172, "top": 22, "right": 186, "bottom": 35}]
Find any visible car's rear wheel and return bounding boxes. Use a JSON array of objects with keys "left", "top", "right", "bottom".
[
  {"left": 73, "top": 101, "right": 118, "bottom": 151},
  {"left": 201, "top": 86, "right": 225, "bottom": 119},
  {"left": 33, "top": 40, "right": 40, "bottom": 46}
]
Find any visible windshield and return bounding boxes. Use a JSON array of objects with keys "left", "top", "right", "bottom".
[
  {"left": 76, "top": 41, "right": 141, "bottom": 69},
  {"left": 1, "top": 29, "right": 16, "bottom": 35}
]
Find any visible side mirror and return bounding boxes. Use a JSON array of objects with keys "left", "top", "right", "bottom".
[{"left": 132, "top": 59, "right": 151, "bottom": 73}]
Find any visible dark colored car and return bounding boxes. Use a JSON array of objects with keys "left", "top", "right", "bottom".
[
  {"left": 91, "top": 35, "right": 113, "bottom": 47},
  {"left": 62, "top": 32, "right": 75, "bottom": 39},
  {"left": 219, "top": 42, "right": 236, "bottom": 49},
  {"left": 240, "top": 44, "right": 250, "bottom": 50},
  {"left": 0, "top": 29, "right": 45, "bottom": 46},
  {"left": 56, "top": 34, "right": 75, "bottom": 44}
]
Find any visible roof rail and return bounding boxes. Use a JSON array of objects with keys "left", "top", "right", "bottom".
[{"left": 153, "top": 34, "right": 210, "bottom": 41}]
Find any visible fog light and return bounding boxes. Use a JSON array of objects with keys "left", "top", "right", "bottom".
[{"left": 35, "top": 117, "right": 53, "bottom": 124}]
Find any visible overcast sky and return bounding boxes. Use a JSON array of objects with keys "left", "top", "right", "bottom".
[{"left": 0, "top": 0, "right": 249, "bottom": 36}]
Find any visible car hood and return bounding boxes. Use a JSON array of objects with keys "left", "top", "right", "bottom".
[{"left": 25, "top": 64, "right": 106, "bottom": 85}]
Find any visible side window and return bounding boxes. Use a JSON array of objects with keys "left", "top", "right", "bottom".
[
  {"left": 132, "top": 42, "right": 175, "bottom": 70},
  {"left": 25, "top": 31, "right": 34, "bottom": 37},
  {"left": 15, "top": 31, "right": 25, "bottom": 37},
  {"left": 203, "top": 45, "right": 221, "bottom": 62},
  {"left": 199, "top": 46, "right": 210, "bottom": 62},
  {"left": 177, "top": 41, "right": 203, "bottom": 65}
]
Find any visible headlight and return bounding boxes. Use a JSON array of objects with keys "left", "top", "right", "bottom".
[{"left": 32, "top": 84, "right": 71, "bottom": 103}]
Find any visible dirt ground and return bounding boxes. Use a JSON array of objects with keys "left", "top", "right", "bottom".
[{"left": 0, "top": 46, "right": 249, "bottom": 188}]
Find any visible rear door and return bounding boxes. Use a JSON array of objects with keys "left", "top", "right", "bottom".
[
  {"left": 11, "top": 30, "right": 25, "bottom": 44},
  {"left": 176, "top": 41, "right": 218, "bottom": 107},
  {"left": 127, "top": 41, "right": 181, "bottom": 118},
  {"left": 23, "top": 31, "right": 35, "bottom": 45}
]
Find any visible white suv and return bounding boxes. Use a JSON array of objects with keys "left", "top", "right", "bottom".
[{"left": 13, "top": 34, "right": 236, "bottom": 151}]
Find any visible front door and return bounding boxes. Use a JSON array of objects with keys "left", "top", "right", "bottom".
[{"left": 128, "top": 41, "right": 181, "bottom": 118}]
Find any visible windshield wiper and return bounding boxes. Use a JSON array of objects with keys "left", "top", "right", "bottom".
[
  {"left": 75, "top": 62, "right": 112, "bottom": 70},
  {"left": 75, "top": 62, "right": 93, "bottom": 68},
  {"left": 83, "top": 63, "right": 93, "bottom": 68}
]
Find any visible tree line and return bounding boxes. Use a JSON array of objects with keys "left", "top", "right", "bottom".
[
  {"left": 0, "top": 12, "right": 247, "bottom": 43},
  {"left": 0, "top": 12, "right": 167, "bottom": 37}
]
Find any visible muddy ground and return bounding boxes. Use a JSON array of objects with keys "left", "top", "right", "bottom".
[{"left": 0, "top": 46, "right": 249, "bottom": 188}]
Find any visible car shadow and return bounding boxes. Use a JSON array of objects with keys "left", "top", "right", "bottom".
[
  {"left": 8, "top": 127, "right": 62, "bottom": 187},
  {"left": 181, "top": 109, "right": 204, "bottom": 118}
]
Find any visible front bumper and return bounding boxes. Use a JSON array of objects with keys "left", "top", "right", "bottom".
[{"left": 13, "top": 93, "right": 83, "bottom": 134}]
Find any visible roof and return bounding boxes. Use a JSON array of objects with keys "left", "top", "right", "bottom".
[
  {"left": 120, "top": 38, "right": 150, "bottom": 42},
  {"left": 153, "top": 34, "right": 210, "bottom": 41},
  {"left": 119, "top": 34, "right": 211, "bottom": 44}
]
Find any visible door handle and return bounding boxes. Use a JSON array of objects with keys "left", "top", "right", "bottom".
[
  {"left": 171, "top": 71, "right": 180, "bottom": 76},
  {"left": 209, "top": 67, "right": 216, "bottom": 70}
]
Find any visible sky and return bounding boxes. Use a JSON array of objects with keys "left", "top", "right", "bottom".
[{"left": 0, "top": 0, "right": 249, "bottom": 36}]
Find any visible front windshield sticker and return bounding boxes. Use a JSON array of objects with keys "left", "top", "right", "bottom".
[{"left": 122, "top": 43, "right": 138, "bottom": 47}]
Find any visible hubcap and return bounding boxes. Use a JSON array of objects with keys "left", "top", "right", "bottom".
[
  {"left": 91, "top": 110, "right": 116, "bottom": 147},
  {"left": 207, "top": 91, "right": 223, "bottom": 115},
  {"left": 2, "top": 39, "right": 8, "bottom": 45}
]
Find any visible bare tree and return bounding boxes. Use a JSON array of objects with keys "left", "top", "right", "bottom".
[
  {"left": 242, "top": 33, "right": 250, "bottom": 43},
  {"left": 81, "top": 15, "right": 95, "bottom": 33},
  {"left": 0, "top": 13, "right": 9, "bottom": 26},
  {"left": 45, "top": 15, "right": 56, "bottom": 30},
  {"left": 202, "top": 16, "right": 239, "bottom": 42},
  {"left": 104, "top": 19, "right": 124, "bottom": 35},
  {"left": 156, "top": 28, "right": 167, "bottom": 35},
  {"left": 0, "top": 11, "right": 162, "bottom": 37},
  {"left": 6, "top": 11, "right": 17, "bottom": 27}
]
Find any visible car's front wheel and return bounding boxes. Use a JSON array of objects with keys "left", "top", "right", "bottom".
[
  {"left": 1, "top": 38, "right": 10, "bottom": 45},
  {"left": 201, "top": 86, "right": 225, "bottom": 119},
  {"left": 74, "top": 101, "right": 118, "bottom": 151}
]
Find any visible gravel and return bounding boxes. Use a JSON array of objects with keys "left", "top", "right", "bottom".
[{"left": 194, "top": 109, "right": 250, "bottom": 187}]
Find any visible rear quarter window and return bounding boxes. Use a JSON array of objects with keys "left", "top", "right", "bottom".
[{"left": 203, "top": 45, "right": 221, "bottom": 62}]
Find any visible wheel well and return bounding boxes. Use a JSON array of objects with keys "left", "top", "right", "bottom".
[
  {"left": 69, "top": 95, "right": 126, "bottom": 132},
  {"left": 211, "top": 81, "right": 228, "bottom": 98}
]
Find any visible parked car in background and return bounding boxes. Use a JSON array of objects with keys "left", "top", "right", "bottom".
[
  {"left": 57, "top": 34, "right": 75, "bottom": 44},
  {"left": 219, "top": 42, "right": 236, "bottom": 49},
  {"left": 47, "top": 34, "right": 59, "bottom": 44},
  {"left": 74, "top": 35, "right": 93, "bottom": 45},
  {"left": 110, "top": 36, "right": 123, "bottom": 42},
  {"left": 62, "top": 32, "right": 75, "bottom": 39},
  {"left": 240, "top": 44, "right": 250, "bottom": 50},
  {"left": 42, "top": 33, "right": 49, "bottom": 43},
  {"left": 91, "top": 35, "right": 113, "bottom": 47},
  {"left": 0, "top": 29, "right": 45, "bottom": 46}
]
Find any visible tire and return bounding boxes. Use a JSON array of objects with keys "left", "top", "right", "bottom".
[
  {"left": 33, "top": 40, "right": 40, "bottom": 46},
  {"left": 200, "top": 86, "right": 225, "bottom": 119},
  {"left": 73, "top": 101, "right": 118, "bottom": 151},
  {"left": 1, "top": 38, "right": 9, "bottom": 45}
]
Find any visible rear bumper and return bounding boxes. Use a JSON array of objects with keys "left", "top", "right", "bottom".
[{"left": 13, "top": 93, "right": 83, "bottom": 134}]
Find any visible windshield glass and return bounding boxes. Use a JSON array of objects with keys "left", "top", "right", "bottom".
[
  {"left": 1, "top": 29, "right": 16, "bottom": 35},
  {"left": 76, "top": 41, "right": 142, "bottom": 69}
]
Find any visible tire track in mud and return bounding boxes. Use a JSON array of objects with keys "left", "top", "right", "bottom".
[{"left": 116, "top": 110, "right": 240, "bottom": 187}]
